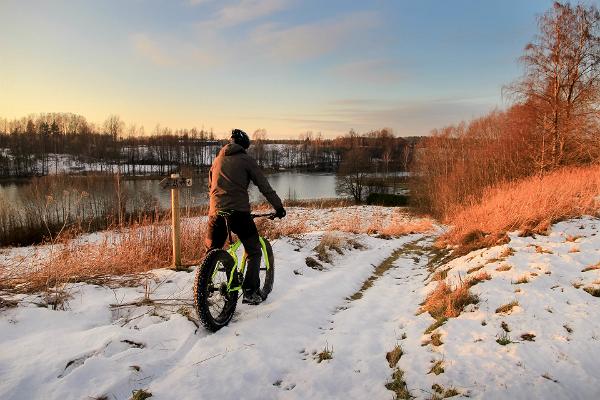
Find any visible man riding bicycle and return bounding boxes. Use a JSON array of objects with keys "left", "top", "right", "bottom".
[{"left": 205, "top": 129, "right": 286, "bottom": 305}]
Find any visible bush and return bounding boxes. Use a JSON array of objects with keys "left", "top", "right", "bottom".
[
  {"left": 440, "top": 165, "right": 600, "bottom": 252},
  {"left": 366, "top": 193, "right": 409, "bottom": 207}
]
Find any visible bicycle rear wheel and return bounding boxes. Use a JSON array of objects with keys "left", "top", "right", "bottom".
[{"left": 194, "top": 249, "right": 239, "bottom": 332}]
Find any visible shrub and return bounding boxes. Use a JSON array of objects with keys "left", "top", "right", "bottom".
[
  {"left": 421, "top": 279, "right": 479, "bottom": 319},
  {"left": 366, "top": 193, "right": 409, "bottom": 207},
  {"left": 440, "top": 165, "right": 600, "bottom": 252}
]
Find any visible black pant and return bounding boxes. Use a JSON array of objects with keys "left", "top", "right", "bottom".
[{"left": 204, "top": 212, "right": 262, "bottom": 292}]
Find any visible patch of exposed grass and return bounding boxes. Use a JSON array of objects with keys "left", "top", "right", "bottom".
[
  {"left": 305, "top": 256, "right": 324, "bottom": 271},
  {"left": 316, "top": 343, "right": 333, "bottom": 363},
  {"left": 535, "top": 245, "right": 553, "bottom": 254},
  {"left": 430, "top": 333, "right": 443, "bottom": 347},
  {"left": 542, "top": 373, "right": 559, "bottom": 383},
  {"left": 130, "top": 390, "right": 152, "bottom": 400},
  {"left": 421, "top": 279, "right": 479, "bottom": 319},
  {"left": 176, "top": 306, "right": 192, "bottom": 319},
  {"left": 314, "top": 233, "right": 345, "bottom": 263},
  {"left": 568, "top": 246, "right": 580, "bottom": 253},
  {"left": 431, "top": 268, "right": 450, "bottom": 281},
  {"left": 424, "top": 317, "right": 448, "bottom": 335},
  {"left": 431, "top": 384, "right": 460, "bottom": 399},
  {"left": 386, "top": 344, "right": 403, "bottom": 368},
  {"left": 566, "top": 235, "right": 582, "bottom": 242},
  {"left": 466, "top": 271, "right": 492, "bottom": 286},
  {"left": 496, "top": 264, "right": 512, "bottom": 272},
  {"left": 348, "top": 245, "right": 410, "bottom": 301},
  {"left": 496, "top": 332, "right": 513, "bottom": 346},
  {"left": 385, "top": 368, "right": 412, "bottom": 399},
  {"left": 466, "top": 265, "right": 484, "bottom": 274},
  {"left": 582, "top": 263, "right": 600, "bottom": 272},
  {"left": 583, "top": 286, "right": 600, "bottom": 297},
  {"left": 495, "top": 300, "right": 519, "bottom": 314},
  {"left": 521, "top": 333, "right": 536, "bottom": 341},
  {"left": 428, "top": 360, "right": 444, "bottom": 375},
  {"left": 499, "top": 247, "right": 515, "bottom": 258},
  {"left": 512, "top": 275, "right": 529, "bottom": 285}
]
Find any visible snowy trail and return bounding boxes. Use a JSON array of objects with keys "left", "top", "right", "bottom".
[
  {"left": 0, "top": 233, "right": 421, "bottom": 400},
  {"left": 2, "top": 216, "right": 600, "bottom": 399}
]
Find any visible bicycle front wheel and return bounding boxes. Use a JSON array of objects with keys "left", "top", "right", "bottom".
[
  {"left": 258, "top": 238, "right": 275, "bottom": 300},
  {"left": 194, "top": 249, "right": 238, "bottom": 332}
]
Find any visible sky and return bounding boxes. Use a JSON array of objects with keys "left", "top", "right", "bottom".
[{"left": 0, "top": 0, "right": 567, "bottom": 138}]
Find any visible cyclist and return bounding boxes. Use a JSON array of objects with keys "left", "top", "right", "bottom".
[{"left": 205, "top": 129, "right": 286, "bottom": 305}]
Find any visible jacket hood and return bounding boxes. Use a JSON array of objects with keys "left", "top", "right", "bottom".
[{"left": 220, "top": 143, "right": 246, "bottom": 156}]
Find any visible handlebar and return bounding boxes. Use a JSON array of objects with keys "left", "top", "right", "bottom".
[{"left": 251, "top": 212, "right": 278, "bottom": 220}]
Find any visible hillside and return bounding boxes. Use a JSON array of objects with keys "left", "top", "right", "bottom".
[{"left": 1, "top": 208, "right": 599, "bottom": 399}]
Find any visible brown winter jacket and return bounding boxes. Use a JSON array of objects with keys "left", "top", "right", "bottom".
[{"left": 208, "top": 143, "right": 283, "bottom": 216}]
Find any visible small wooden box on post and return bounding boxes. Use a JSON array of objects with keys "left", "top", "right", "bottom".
[{"left": 160, "top": 173, "right": 193, "bottom": 270}]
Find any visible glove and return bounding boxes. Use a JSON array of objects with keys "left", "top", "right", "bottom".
[{"left": 275, "top": 207, "right": 286, "bottom": 219}]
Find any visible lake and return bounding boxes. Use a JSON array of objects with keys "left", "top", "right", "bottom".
[{"left": 0, "top": 172, "right": 341, "bottom": 211}]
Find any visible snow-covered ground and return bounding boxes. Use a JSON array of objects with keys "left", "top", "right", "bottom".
[{"left": 1, "top": 213, "right": 600, "bottom": 399}]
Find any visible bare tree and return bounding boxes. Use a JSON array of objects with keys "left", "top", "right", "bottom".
[
  {"left": 507, "top": 2, "right": 600, "bottom": 171},
  {"left": 336, "top": 147, "right": 372, "bottom": 203}
]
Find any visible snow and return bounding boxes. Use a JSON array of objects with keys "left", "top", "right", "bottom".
[{"left": 1, "top": 213, "right": 600, "bottom": 399}]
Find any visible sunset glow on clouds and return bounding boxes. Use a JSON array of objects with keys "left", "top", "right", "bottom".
[{"left": 0, "top": 0, "right": 557, "bottom": 138}]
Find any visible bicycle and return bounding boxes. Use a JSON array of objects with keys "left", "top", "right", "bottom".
[{"left": 194, "top": 213, "right": 276, "bottom": 332}]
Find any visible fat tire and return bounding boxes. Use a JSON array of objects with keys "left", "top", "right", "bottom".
[
  {"left": 260, "top": 239, "right": 275, "bottom": 300},
  {"left": 194, "top": 249, "right": 238, "bottom": 332}
]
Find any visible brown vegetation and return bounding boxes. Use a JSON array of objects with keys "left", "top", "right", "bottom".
[
  {"left": 421, "top": 279, "right": 479, "bottom": 319},
  {"left": 438, "top": 165, "right": 600, "bottom": 252},
  {"left": 1, "top": 218, "right": 206, "bottom": 293},
  {"left": 412, "top": 2, "right": 600, "bottom": 252},
  {"left": 495, "top": 301, "right": 519, "bottom": 314}
]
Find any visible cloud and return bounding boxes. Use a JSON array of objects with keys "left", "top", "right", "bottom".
[
  {"left": 130, "top": 33, "right": 216, "bottom": 67},
  {"left": 330, "top": 59, "right": 404, "bottom": 84},
  {"left": 316, "top": 97, "right": 499, "bottom": 135},
  {"left": 197, "top": 0, "right": 288, "bottom": 29},
  {"left": 250, "top": 11, "right": 380, "bottom": 61},
  {"left": 130, "top": 33, "right": 174, "bottom": 67},
  {"left": 187, "top": 0, "right": 214, "bottom": 5}
]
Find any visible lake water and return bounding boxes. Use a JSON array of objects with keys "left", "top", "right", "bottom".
[{"left": 0, "top": 172, "right": 341, "bottom": 210}]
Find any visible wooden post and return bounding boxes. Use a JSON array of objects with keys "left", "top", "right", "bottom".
[{"left": 171, "top": 173, "right": 182, "bottom": 269}]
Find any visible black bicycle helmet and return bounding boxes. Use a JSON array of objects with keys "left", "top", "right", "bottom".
[{"left": 231, "top": 129, "right": 250, "bottom": 149}]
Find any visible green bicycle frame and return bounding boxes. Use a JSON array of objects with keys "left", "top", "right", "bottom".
[{"left": 211, "top": 237, "right": 271, "bottom": 293}]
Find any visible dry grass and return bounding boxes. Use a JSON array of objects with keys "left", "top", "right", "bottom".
[
  {"left": 428, "top": 360, "right": 445, "bottom": 375},
  {"left": 583, "top": 286, "right": 600, "bottom": 297},
  {"left": 512, "top": 275, "right": 530, "bottom": 284},
  {"left": 421, "top": 279, "right": 479, "bottom": 319},
  {"left": 329, "top": 211, "right": 435, "bottom": 238},
  {"left": 348, "top": 246, "right": 408, "bottom": 301},
  {"left": 385, "top": 368, "right": 411, "bottom": 399},
  {"left": 582, "top": 263, "right": 600, "bottom": 272},
  {"left": 521, "top": 333, "right": 536, "bottom": 341},
  {"left": 495, "top": 300, "right": 519, "bottom": 314},
  {"left": 424, "top": 317, "right": 448, "bottom": 335},
  {"left": 496, "top": 264, "right": 512, "bottom": 272},
  {"left": 499, "top": 247, "right": 515, "bottom": 258},
  {"left": 466, "top": 271, "right": 491, "bottom": 286},
  {"left": 466, "top": 265, "right": 484, "bottom": 274},
  {"left": 535, "top": 245, "right": 553, "bottom": 254},
  {"left": 1, "top": 218, "right": 206, "bottom": 293},
  {"left": 253, "top": 215, "right": 308, "bottom": 239},
  {"left": 440, "top": 165, "right": 600, "bottom": 254},
  {"left": 386, "top": 345, "right": 403, "bottom": 368}
]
